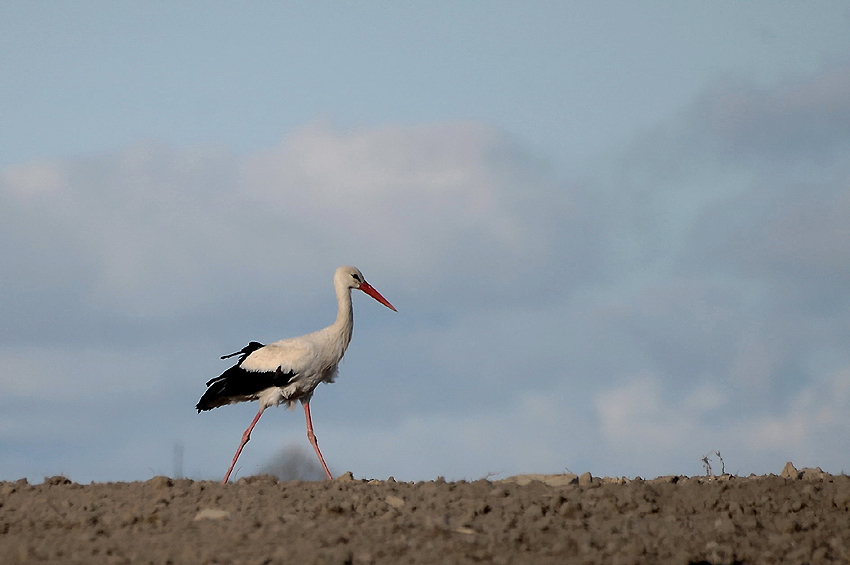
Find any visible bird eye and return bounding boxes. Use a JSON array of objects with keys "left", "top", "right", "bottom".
[{"left": 351, "top": 273, "right": 361, "bottom": 282}]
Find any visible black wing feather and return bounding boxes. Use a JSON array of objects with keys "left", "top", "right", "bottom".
[
  {"left": 196, "top": 343, "right": 296, "bottom": 412},
  {"left": 219, "top": 341, "right": 266, "bottom": 363}
]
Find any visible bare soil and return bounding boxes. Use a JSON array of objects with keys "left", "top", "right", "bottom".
[{"left": 2, "top": 465, "right": 849, "bottom": 564}]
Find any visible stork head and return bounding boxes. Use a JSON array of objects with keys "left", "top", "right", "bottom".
[{"left": 336, "top": 265, "right": 397, "bottom": 312}]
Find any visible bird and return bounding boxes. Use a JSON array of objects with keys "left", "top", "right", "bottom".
[{"left": 196, "top": 265, "right": 397, "bottom": 483}]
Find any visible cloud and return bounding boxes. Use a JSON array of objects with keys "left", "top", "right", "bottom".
[
  {"left": 0, "top": 122, "right": 568, "bottom": 328},
  {"left": 594, "top": 374, "right": 727, "bottom": 463},
  {"left": 594, "top": 365, "right": 850, "bottom": 477},
  {"left": 241, "top": 121, "right": 572, "bottom": 304},
  {"left": 694, "top": 65, "right": 850, "bottom": 162},
  {"left": 0, "top": 160, "right": 66, "bottom": 198},
  {"left": 578, "top": 65, "right": 850, "bottom": 476}
]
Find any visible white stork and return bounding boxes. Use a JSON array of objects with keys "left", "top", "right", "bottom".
[{"left": 197, "top": 265, "right": 396, "bottom": 483}]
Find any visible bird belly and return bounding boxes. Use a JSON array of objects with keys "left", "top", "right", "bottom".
[
  {"left": 259, "top": 367, "right": 338, "bottom": 409},
  {"left": 259, "top": 383, "right": 302, "bottom": 409}
]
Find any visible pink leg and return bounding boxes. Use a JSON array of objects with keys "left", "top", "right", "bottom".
[
  {"left": 222, "top": 405, "right": 265, "bottom": 484},
  {"left": 304, "top": 402, "right": 333, "bottom": 480}
]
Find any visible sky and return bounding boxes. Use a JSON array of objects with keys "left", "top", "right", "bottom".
[{"left": 2, "top": 1, "right": 850, "bottom": 483}]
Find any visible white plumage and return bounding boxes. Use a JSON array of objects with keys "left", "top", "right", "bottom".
[{"left": 197, "top": 265, "right": 396, "bottom": 483}]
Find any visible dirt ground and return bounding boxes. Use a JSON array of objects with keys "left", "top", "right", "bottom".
[{"left": 1, "top": 463, "right": 848, "bottom": 564}]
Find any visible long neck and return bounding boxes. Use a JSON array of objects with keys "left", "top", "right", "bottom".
[{"left": 330, "top": 280, "right": 354, "bottom": 351}]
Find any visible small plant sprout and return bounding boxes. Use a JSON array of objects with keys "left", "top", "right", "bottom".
[{"left": 701, "top": 450, "right": 726, "bottom": 476}]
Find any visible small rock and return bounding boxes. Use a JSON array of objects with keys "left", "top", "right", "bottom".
[
  {"left": 243, "top": 474, "right": 278, "bottom": 485},
  {"left": 714, "top": 517, "right": 736, "bottom": 536},
  {"left": 832, "top": 490, "right": 850, "bottom": 510},
  {"left": 498, "top": 474, "right": 578, "bottom": 487},
  {"left": 578, "top": 472, "right": 594, "bottom": 486},
  {"left": 336, "top": 471, "right": 355, "bottom": 482},
  {"left": 780, "top": 462, "right": 800, "bottom": 479},
  {"left": 194, "top": 508, "right": 230, "bottom": 521},
  {"left": 544, "top": 474, "right": 578, "bottom": 487},
  {"left": 705, "top": 541, "right": 736, "bottom": 565},
  {"left": 558, "top": 501, "right": 583, "bottom": 519},
  {"left": 148, "top": 476, "right": 173, "bottom": 488},
  {"left": 800, "top": 467, "right": 826, "bottom": 481},
  {"left": 43, "top": 475, "right": 72, "bottom": 486},
  {"left": 498, "top": 474, "right": 541, "bottom": 486}
]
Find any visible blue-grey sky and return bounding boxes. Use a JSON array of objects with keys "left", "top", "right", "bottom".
[{"left": 2, "top": 2, "right": 850, "bottom": 482}]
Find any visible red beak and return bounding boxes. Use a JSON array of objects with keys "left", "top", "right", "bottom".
[{"left": 359, "top": 281, "right": 397, "bottom": 312}]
